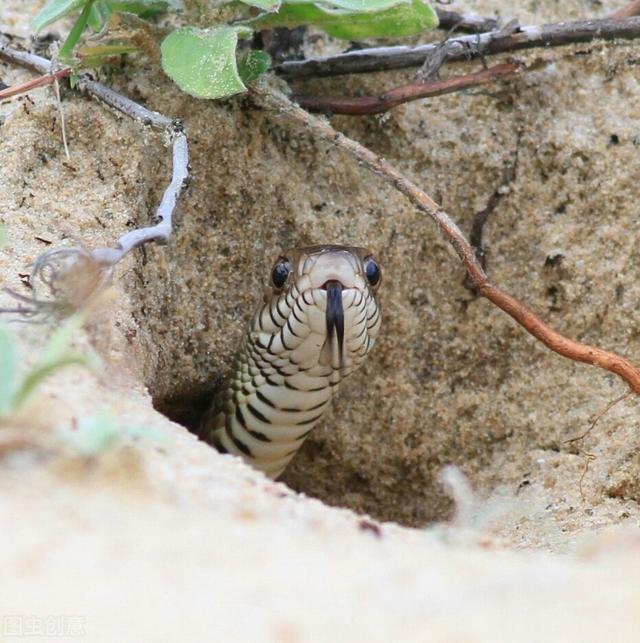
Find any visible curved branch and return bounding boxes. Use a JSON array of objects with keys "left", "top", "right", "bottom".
[
  {"left": 252, "top": 82, "right": 640, "bottom": 394},
  {"left": 293, "top": 62, "right": 519, "bottom": 115},
  {"left": 0, "top": 40, "right": 189, "bottom": 318}
]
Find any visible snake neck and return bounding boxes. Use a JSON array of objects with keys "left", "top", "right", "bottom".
[
  {"left": 202, "top": 351, "right": 342, "bottom": 479},
  {"left": 200, "top": 246, "right": 381, "bottom": 479}
]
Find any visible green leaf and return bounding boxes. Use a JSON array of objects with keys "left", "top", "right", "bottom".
[
  {"left": 58, "top": 0, "right": 95, "bottom": 62},
  {"left": 246, "top": 4, "right": 323, "bottom": 30},
  {"left": 248, "top": 0, "right": 438, "bottom": 39},
  {"left": 324, "top": 0, "right": 437, "bottom": 38},
  {"left": 238, "top": 50, "right": 271, "bottom": 83},
  {"left": 234, "top": 0, "right": 408, "bottom": 12},
  {"left": 87, "top": 0, "right": 112, "bottom": 31},
  {"left": 33, "top": 0, "right": 91, "bottom": 32},
  {"left": 39, "top": 0, "right": 167, "bottom": 33},
  {"left": 236, "top": 0, "right": 281, "bottom": 11},
  {"left": 76, "top": 43, "right": 139, "bottom": 66},
  {"left": 161, "top": 26, "right": 253, "bottom": 99},
  {"left": 0, "top": 326, "right": 18, "bottom": 417},
  {"left": 12, "top": 355, "right": 93, "bottom": 411},
  {"left": 76, "top": 43, "right": 139, "bottom": 55},
  {"left": 57, "top": 411, "right": 120, "bottom": 456},
  {"left": 109, "top": 1, "right": 168, "bottom": 16},
  {"left": 289, "top": 0, "right": 408, "bottom": 10},
  {"left": 10, "top": 313, "right": 99, "bottom": 412}
]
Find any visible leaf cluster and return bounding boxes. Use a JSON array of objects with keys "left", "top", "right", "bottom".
[{"left": 33, "top": 0, "right": 437, "bottom": 98}]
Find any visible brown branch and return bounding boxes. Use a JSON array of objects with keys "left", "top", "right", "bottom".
[
  {"left": 292, "top": 62, "right": 519, "bottom": 115},
  {"left": 276, "top": 16, "right": 640, "bottom": 79},
  {"left": 0, "top": 68, "right": 70, "bottom": 100},
  {"left": 252, "top": 82, "right": 640, "bottom": 394},
  {"left": 611, "top": 1, "right": 640, "bottom": 19}
]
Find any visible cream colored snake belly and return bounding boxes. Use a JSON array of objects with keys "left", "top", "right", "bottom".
[{"left": 199, "top": 245, "right": 382, "bottom": 479}]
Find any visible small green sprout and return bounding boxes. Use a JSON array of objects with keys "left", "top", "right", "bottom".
[
  {"left": 56, "top": 411, "right": 120, "bottom": 456},
  {"left": 57, "top": 411, "right": 170, "bottom": 456},
  {"left": 0, "top": 315, "right": 99, "bottom": 421}
]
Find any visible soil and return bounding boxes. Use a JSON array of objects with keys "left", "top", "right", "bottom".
[{"left": 2, "top": 0, "right": 640, "bottom": 640}]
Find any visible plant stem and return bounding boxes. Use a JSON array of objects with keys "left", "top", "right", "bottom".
[{"left": 59, "top": 0, "right": 96, "bottom": 63}]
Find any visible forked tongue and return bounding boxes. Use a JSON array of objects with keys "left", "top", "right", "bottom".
[{"left": 322, "top": 280, "right": 344, "bottom": 368}]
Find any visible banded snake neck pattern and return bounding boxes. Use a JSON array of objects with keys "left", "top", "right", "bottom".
[{"left": 199, "top": 245, "right": 382, "bottom": 479}]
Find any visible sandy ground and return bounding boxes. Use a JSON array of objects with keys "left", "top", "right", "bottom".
[{"left": 2, "top": 0, "right": 640, "bottom": 640}]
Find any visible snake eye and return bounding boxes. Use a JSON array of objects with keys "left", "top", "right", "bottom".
[
  {"left": 363, "top": 256, "right": 381, "bottom": 287},
  {"left": 271, "top": 258, "right": 291, "bottom": 289}
]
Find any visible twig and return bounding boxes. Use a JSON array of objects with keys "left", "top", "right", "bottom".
[
  {"left": 564, "top": 390, "right": 632, "bottom": 447},
  {"left": 252, "top": 81, "right": 640, "bottom": 394},
  {"left": 292, "top": 62, "right": 519, "bottom": 115},
  {"left": 577, "top": 451, "right": 597, "bottom": 501},
  {"left": 563, "top": 389, "right": 632, "bottom": 500},
  {"left": 0, "top": 40, "right": 174, "bottom": 129},
  {"left": 275, "top": 16, "right": 640, "bottom": 79},
  {"left": 53, "top": 78, "right": 70, "bottom": 160},
  {"left": 0, "top": 68, "right": 70, "bottom": 100},
  {"left": 415, "top": 38, "right": 451, "bottom": 81},
  {"left": 611, "top": 1, "right": 640, "bottom": 19},
  {"left": 0, "top": 40, "right": 189, "bottom": 317},
  {"left": 434, "top": 8, "right": 499, "bottom": 33},
  {"left": 414, "top": 21, "right": 519, "bottom": 82}
]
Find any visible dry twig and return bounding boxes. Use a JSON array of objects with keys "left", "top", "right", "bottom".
[
  {"left": 252, "top": 82, "right": 640, "bottom": 394},
  {"left": 0, "top": 40, "right": 189, "bottom": 318},
  {"left": 0, "top": 67, "right": 70, "bottom": 100},
  {"left": 276, "top": 16, "right": 640, "bottom": 79},
  {"left": 564, "top": 390, "right": 633, "bottom": 448},
  {"left": 563, "top": 390, "right": 632, "bottom": 499},
  {"left": 292, "top": 61, "right": 519, "bottom": 115}
]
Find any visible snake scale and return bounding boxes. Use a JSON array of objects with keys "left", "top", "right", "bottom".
[{"left": 199, "top": 245, "right": 382, "bottom": 479}]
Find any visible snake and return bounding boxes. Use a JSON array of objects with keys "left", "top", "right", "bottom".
[{"left": 199, "top": 245, "right": 382, "bottom": 479}]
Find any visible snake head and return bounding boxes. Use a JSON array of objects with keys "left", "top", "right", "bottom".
[{"left": 254, "top": 245, "right": 382, "bottom": 376}]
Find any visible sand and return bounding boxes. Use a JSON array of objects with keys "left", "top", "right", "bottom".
[{"left": 2, "top": 0, "right": 640, "bottom": 639}]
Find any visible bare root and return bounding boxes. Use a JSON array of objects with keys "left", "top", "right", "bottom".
[{"left": 292, "top": 62, "right": 520, "bottom": 115}]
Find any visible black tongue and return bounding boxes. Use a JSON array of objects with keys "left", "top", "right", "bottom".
[{"left": 325, "top": 280, "right": 344, "bottom": 363}]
